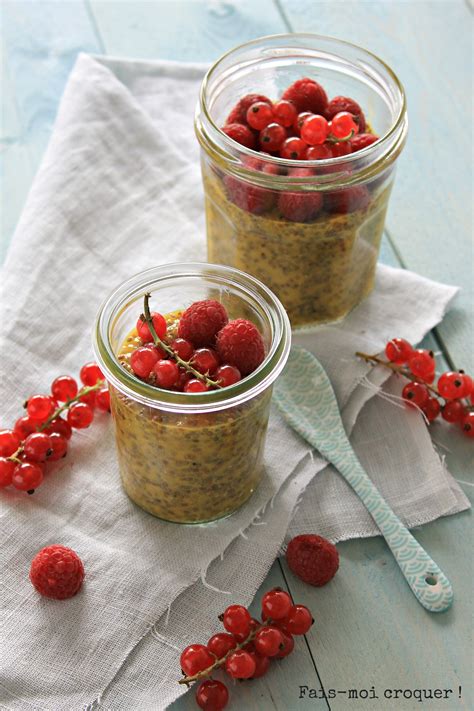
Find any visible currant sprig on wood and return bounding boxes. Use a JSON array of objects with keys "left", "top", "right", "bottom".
[
  {"left": 356, "top": 338, "right": 474, "bottom": 437},
  {"left": 0, "top": 363, "right": 110, "bottom": 494},
  {"left": 178, "top": 588, "right": 313, "bottom": 710}
]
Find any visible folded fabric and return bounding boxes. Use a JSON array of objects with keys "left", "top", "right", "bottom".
[{"left": 0, "top": 54, "right": 468, "bottom": 711}]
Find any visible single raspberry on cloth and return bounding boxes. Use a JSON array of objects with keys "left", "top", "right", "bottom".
[
  {"left": 222, "top": 123, "right": 256, "bottom": 149},
  {"left": 325, "top": 95, "right": 366, "bottom": 133},
  {"left": 178, "top": 300, "right": 228, "bottom": 347},
  {"left": 286, "top": 534, "right": 339, "bottom": 587},
  {"left": 226, "top": 93, "right": 272, "bottom": 125},
  {"left": 29, "top": 545, "right": 85, "bottom": 599},
  {"left": 216, "top": 319, "right": 265, "bottom": 376},
  {"left": 282, "top": 78, "right": 328, "bottom": 116}
]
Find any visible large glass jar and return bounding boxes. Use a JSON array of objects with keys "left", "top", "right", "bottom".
[
  {"left": 93, "top": 263, "right": 291, "bottom": 524},
  {"left": 195, "top": 34, "right": 408, "bottom": 327}
]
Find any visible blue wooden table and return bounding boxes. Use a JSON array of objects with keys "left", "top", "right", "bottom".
[{"left": 1, "top": 2, "right": 472, "bottom": 709}]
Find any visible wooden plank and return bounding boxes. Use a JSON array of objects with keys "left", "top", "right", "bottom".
[
  {"left": 171, "top": 560, "right": 328, "bottom": 711},
  {"left": 279, "top": 0, "right": 473, "bottom": 371},
  {"left": 1, "top": 0, "right": 102, "bottom": 256},
  {"left": 89, "top": 0, "right": 287, "bottom": 61}
]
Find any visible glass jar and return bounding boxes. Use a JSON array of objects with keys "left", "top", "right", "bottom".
[
  {"left": 93, "top": 263, "right": 291, "bottom": 524},
  {"left": 195, "top": 34, "right": 408, "bottom": 327}
]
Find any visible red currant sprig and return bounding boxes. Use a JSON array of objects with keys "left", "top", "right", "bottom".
[
  {"left": 356, "top": 340, "right": 474, "bottom": 438},
  {"left": 0, "top": 363, "right": 110, "bottom": 495},
  {"left": 178, "top": 588, "right": 314, "bottom": 710}
]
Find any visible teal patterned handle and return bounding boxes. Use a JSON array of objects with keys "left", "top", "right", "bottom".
[{"left": 274, "top": 347, "right": 453, "bottom": 613}]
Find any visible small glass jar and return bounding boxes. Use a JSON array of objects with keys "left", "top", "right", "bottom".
[
  {"left": 93, "top": 263, "right": 291, "bottom": 524},
  {"left": 195, "top": 34, "right": 408, "bottom": 327}
]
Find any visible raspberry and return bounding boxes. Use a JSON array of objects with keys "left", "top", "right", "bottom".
[
  {"left": 282, "top": 78, "right": 328, "bottom": 116},
  {"left": 178, "top": 300, "right": 228, "bottom": 347},
  {"left": 216, "top": 319, "right": 265, "bottom": 376},
  {"left": 324, "top": 185, "right": 370, "bottom": 214},
  {"left": 225, "top": 93, "right": 272, "bottom": 125},
  {"left": 29, "top": 545, "right": 85, "bottom": 599},
  {"left": 222, "top": 123, "right": 256, "bottom": 150},
  {"left": 286, "top": 534, "right": 339, "bottom": 587},
  {"left": 325, "top": 96, "right": 366, "bottom": 133},
  {"left": 278, "top": 168, "right": 323, "bottom": 222},
  {"left": 224, "top": 156, "right": 277, "bottom": 215}
]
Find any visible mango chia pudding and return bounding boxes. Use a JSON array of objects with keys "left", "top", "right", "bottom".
[
  {"left": 93, "top": 264, "right": 291, "bottom": 524},
  {"left": 195, "top": 34, "right": 408, "bottom": 327}
]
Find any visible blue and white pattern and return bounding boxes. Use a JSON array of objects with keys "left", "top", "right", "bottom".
[{"left": 274, "top": 346, "right": 453, "bottom": 613}]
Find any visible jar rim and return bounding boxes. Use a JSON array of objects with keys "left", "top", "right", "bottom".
[
  {"left": 196, "top": 32, "right": 407, "bottom": 180},
  {"left": 93, "top": 262, "right": 291, "bottom": 413}
]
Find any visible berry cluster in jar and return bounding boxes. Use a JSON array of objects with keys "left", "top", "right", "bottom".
[
  {"left": 180, "top": 588, "right": 313, "bottom": 710},
  {"left": 357, "top": 338, "right": 474, "bottom": 437},
  {"left": 218, "top": 78, "right": 379, "bottom": 222},
  {"left": 0, "top": 363, "right": 109, "bottom": 494},
  {"left": 222, "top": 79, "right": 377, "bottom": 160},
  {"left": 121, "top": 294, "right": 266, "bottom": 393}
]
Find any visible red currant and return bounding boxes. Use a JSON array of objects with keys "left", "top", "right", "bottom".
[
  {"left": 131, "top": 346, "right": 159, "bottom": 378},
  {"left": 196, "top": 679, "right": 229, "bottom": 711},
  {"left": 96, "top": 388, "right": 111, "bottom": 412},
  {"left": 79, "top": 362, "right": 104, "bottom": 386},
  {"left": 401, "top": 382, "right": 429, "bottom": 408},
  {"left": 171, "top": 338, "right": 194, "bottom": 361},
  {"left": 460, "top": 373, "right": 473, "bottom": 398},
  {"left": 246, "top": 101, "right": 274, "bottom": 130},
  {"left": 385, "top": 338, "right": 414, "bottom": 365},
  {"left": 180, "top": 644, "right": 214, "bottom": 676},
  {"left": 331, "top": 111, "right": 359, "bottom": 139},
  {"left": 47, "top": 433, "right": 68, "bottom": 461},
  {"left": 282, "top": 605, "right": 313, "bottom": 635},
  {"left": 461, "top": 411, "right": 474, "bottom": 438},
  {"left": 250, "top": 651, "right": 270, "bottom": 678},
  {"left": 0, "top": 458, "right": 15, "bottom": 487},
  {"left": 184, "top": 379, "right": 209, "bottom": 393},
  {"left": 306, "top": 144, "right": 332, "bottom": 160},
  {"left": 14, "top": 416, "right": 37, "bottom": 440},
  {"left": 136, "top": 312, "right": 167, "bottom": 343},
  {"left": 441, "top": 400, "right": 466, "bottom": 423},
  {"left": 330, "top": 140, "right": 352, "bottom": 157},
  {"left": 192, "top": 348, "right": 220, "bottom": 376},
  {"left": 280, "top": 137, "right": 307, "bottom": 160},
  {"left": 437, "top": 371, "right": 466, "bottom": 399},
  {"left": 79, "top": 390, "right": 96, "bottom": 408},
  {"left": 225, "top": 649, "right": 256, "bottom": 679},
  {"left": 0, "top": 429, "right": 21, "bottom": 457},
  {"left": 261, "top": 588, "right": 292, "bottom": 620},
  {"left": 26, "top": 395, "right": 55, "bottom": 422},
  {"left": 51, "top": 375, "right": 78, "bottom": 402},
  {"left": 222, "top": 604, "right": 251, "bottom": 637},
  {"left": 254, "top": 626, "right": 283, "bottom": 657},
  {"left": 408, "top": 349, "right": 435, "bottom": 381},
  {"left": 422, "top": 397, "right": 441, "bottom": 422},
  {"left": 301, "top": 114, "right": 329, "bottom": 145},
  {"left": 293, "top": 111, "right": 313, "bottom": 133},
  {"left": 275, "top": 630, "right": 295, "bottom": 658},
  {"left": 215, "top": 364, "right": 241, "bottom": 387},
  {"left": 44, "top": 417, "right": 72, "bottom": 440},
  {"left": 153, "top": 360, "right": 179, "bottom": 389},
  {"left": 67, "top": 403, "right": 94, "bottom": 429},
  {"left": 207, "top": 632, "right": 237, "bottom": 658},
  {"left": 12, "top": 462, "right": 44, "bottom": 491},
  {"left": 23, "top": 433, "right": 52, "bottom": 462},
  {"left": 175, "top": 367, "right": 193, "bottom": 391},
  {"left": 259, "top": 123, "right": 287, "bottom": 151},
  {"left": 273, "top": 100, "right": 297, "bottom": 128}
]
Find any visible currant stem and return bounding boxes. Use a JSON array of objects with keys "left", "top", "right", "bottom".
[
  {"left": 7, "top": 380, "right": 105, "bottom": 463},
  {"left": 142, "top": 293, "right": 221, "bottom": 389},
  {"left": 326, "top": 129, "right": 355, "bottom": 145},
  {"left": 355, "top": 351, "right": 442, "bottom": 397},
  {"left": 178, "top": 620, "right": 272, "bottom": 686}
]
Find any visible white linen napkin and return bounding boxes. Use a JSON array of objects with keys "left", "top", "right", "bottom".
[{"left": 0, "top": 54, "right": 469, "bottom": 711}]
